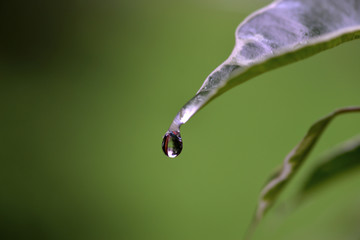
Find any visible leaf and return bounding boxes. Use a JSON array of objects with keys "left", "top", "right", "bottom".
[
  {"left": 299, "top": 135, "right": 360, "bottom": 198},
  {"left": 246, "top": 106, "right": 360, "bottom": 239},
  {"left": 167, "top": 0, "right": 360, "bottom": 131}
]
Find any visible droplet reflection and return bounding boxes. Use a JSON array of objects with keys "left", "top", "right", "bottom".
[{"left": 162, "top": 131, "right": 183, "bottom": 158}]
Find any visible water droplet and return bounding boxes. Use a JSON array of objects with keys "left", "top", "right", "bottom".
[{"left": 162, "top": 131, "right": 183, "bottom": 158}]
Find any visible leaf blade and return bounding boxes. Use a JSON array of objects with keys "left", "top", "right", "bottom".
[
  {"left": 247, "top": 106, "right": 360, "bottom": 238},
  {"left": 299, "top": 136, "right": 360, "bottom": 198},
  {"left": 169, "top": 0, "right": 360, "bottom": 130}
]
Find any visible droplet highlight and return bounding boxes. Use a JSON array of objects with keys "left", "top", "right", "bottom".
[{"left": 162, "top": 131, "right": 183, "bottom": 158}]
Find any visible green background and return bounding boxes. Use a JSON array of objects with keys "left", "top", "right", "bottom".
[{"left": 1, "top": 0, "right": 360, "bottom": 239}]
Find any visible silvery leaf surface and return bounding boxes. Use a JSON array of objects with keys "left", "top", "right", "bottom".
[{"left": 169, "top": 0, "right": 360, "bottom": 130}]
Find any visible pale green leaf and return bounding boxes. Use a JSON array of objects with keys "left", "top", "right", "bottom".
[{"left": 167, "top": 0, "right": 360, "bottom": 133}]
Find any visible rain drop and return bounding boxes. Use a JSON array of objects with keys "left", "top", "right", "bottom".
[{"left": 162, "top": 131, "right": 183, "bottom": 158}]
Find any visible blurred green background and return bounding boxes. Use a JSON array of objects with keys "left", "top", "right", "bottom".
[{"left": 1, "top": 0, "right": 360, "bottom": 239}]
